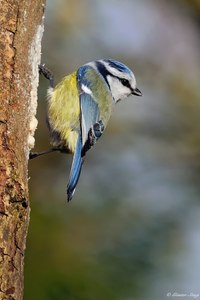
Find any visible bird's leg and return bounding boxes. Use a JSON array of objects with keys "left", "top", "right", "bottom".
[
  {"left": 39, "top": 64, "right": 54, "bottom": 88},
  {"left": 29, "top": 147, "right": 71, "bottom": 159},
  {"left": 29, "top": 148, "right": 60, "bottom": 160}
]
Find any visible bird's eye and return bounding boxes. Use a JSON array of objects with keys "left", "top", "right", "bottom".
[{"left": 121, "top": 78, "right": 129, "bottom": 87}]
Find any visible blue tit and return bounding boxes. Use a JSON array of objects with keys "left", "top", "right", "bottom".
[{"left": 39, "top": 59, "right": 142, "bottom": 201}]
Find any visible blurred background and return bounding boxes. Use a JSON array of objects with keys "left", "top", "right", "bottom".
[{"left": 25, "top": 1, "right": 200, "bottom": 299}]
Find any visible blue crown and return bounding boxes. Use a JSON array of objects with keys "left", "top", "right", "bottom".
[{"left": 104, "top": 59, "right": 132, "bottom": 74}]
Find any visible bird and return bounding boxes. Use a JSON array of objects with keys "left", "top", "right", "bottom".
[{"left": 32, "top": 59, "right": 142, "bottom": 201}]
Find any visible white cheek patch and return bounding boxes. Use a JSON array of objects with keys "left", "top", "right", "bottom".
[{"left": 107, "top": 75, "right": 130, "bottom": 102}]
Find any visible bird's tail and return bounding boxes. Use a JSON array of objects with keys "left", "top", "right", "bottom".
[{"left": 67, "top": 134, "right": 84, "bottom": 201}]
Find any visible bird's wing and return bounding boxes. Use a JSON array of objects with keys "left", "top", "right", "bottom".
[
  {"left": 77, "top": 65, "right": 110, "bottom": 156},
  {"left": 67, "top": 92, "right": 104, "bottom": 201},
  {"left": 80, "top": 93, "right": 105, "bottom": 155},
  {"left": 67, "top": 65, "right": 112, "bottom": 200}
]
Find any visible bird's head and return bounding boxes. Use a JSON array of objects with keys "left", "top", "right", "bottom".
[{"left": 95, "top": 59, "right": 142, "bottom": 102}]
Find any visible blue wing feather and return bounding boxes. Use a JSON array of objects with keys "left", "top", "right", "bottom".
[
  {"left": 78, "top": 65, "right": 104, "bottom": 149},
  {"left": 80, "top": 93, "right": 100, "bottom": 145},
  {"left": 67, "top": 134, "right": 83, "bottom": 201},
  {"left": 67, "top": 65, "right": 107, "bottom": 201}
]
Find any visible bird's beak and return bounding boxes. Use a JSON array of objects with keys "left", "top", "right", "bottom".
[{"left": 132, "top": 87, "right": 142, "bottom": 96}]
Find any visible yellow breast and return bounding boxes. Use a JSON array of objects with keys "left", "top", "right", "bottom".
[{"left": 48, "top": 71, "right": 80, "bottom": 153}]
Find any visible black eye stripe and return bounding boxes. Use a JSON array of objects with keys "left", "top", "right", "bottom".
[
  {"left": 95, "top": 61, "right": 133, "bottom": 91},
  {"left": 120, "top": 78, "right": 132, "bottom": 90},
  {"left": 120, "top": 78, "right": 129, "bottom": 86}
]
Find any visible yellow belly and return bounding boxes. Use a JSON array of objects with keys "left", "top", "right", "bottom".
[{"left": 47, "top": 71, "right": 80, "bottom": 153}]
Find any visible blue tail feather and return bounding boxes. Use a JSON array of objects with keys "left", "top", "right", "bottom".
[{"left": 67, "top": 134, "right": 83, "bottom": 201}]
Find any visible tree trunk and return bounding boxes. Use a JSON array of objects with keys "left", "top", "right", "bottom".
[{"left": 0, "top": 1, "right": 45, "bottom": 299}]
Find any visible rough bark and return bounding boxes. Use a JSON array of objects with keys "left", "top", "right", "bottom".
[{"left": 0, "top": 0, "right": 45, "bottom": 299}]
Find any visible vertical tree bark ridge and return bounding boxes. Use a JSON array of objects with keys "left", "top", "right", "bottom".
[{"left": 0, "top": 1, "right": 46, "bottom": 299}]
